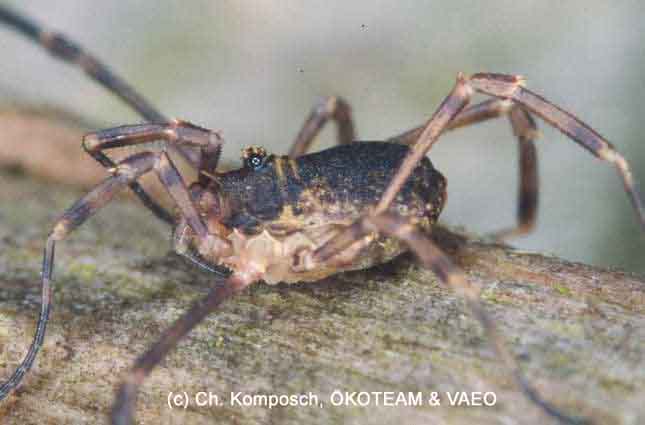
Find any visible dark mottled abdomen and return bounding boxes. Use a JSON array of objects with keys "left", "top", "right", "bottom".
[{"left": 217, "top": 142, "right": 446, "bottom": 234}]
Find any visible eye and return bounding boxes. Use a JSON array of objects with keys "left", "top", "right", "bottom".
[
  {"left": 242, "top": 146, "right": 269, "bottom": 171},
  {"left": 247, "top": 154, "right": 265, "bottom": 170},
  {"left": 242, "top": 146, "right": 268, "bottom": 171}
]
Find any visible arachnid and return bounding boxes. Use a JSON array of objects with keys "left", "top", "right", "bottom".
[{"left": 1, "top": 6, "right": 644, "bottom": 425}]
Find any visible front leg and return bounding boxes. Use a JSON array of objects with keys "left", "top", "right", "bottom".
[
  {"left": 0, "top": 7, "right": 211, "bottom": 225},
  {"left": 79, "top": 120, "right": 223, "bottom": 225},
  {"left": 0, "top": 149, "right": 231, "bottom": 403},
  {"left": 83, "top": 120, "right": 223, "bottom": 173}
]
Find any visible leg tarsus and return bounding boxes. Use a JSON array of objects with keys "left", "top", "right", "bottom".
[{"left": 0, "top": 239, "right": 55, "bottom": 400}]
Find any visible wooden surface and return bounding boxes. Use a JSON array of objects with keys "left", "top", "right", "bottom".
[
  {"left": 0, "top": 107, "right": 643, "bottom": 425},
  {"left": 0, "top": 164, "right": 644, "bottom": 425}
]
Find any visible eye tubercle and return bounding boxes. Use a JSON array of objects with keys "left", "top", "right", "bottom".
[{"left": 242, "top": 146, "right": 268, "bottom": 170}]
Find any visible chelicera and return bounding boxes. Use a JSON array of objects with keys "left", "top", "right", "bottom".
[{"left": 1, "top": 6, "right": 643, "bottom": 425}]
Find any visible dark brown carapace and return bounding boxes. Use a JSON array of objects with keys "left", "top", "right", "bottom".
[
  {"left": 179, "top": 142, "right": 446, "bottom": 284},
  {"left": 1, "top": 5, "right": 644, "bottom": 425}
]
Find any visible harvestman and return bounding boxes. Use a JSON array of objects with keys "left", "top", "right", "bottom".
[{"left": 0, "top": 6, "right": 643, "bottom": 425}]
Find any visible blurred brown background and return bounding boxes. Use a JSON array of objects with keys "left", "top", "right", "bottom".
[{"left": 1, "top": 1, "right": 644, "bottom": 273}]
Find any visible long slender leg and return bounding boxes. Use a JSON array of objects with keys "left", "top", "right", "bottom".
[
  {"left": 0, "top": 153, "right": 152, "bottom": 401},
  {"left": 375, "top": 73, "right": 473, "bottom": 213},
  {"left": 83, "top": 121, "right": 223, "bottom": 170},
  {"left": 298, "top": 211, "right": 587, "bottom": 425},
  {"left": 376, "top": 73, "right": 645, "bottom": 231},
  {"left": 288, "top": 96, "right": 355, "bottom": 158},
  {"left": 0, "top": 6, "right": 195, "bottom": 224},
  {"left": 83, "top": 121, "right": 227, "bottom": 268},
  {"left": 300, "top": 73, "right": 624, "bottom": 422},
  {"left": 365, "top": 213, "right": 587, "bottom": 425},
  {"left": 388, "top": 98, "right": 540, "bottom": 239},
  {"left": 111, "top": 273, "right": 252, "bottom": 425},
  {"left": 93, "top": 150, "right": 175, "bottom": 224},
  {"left": 0, "top": 150, "right": 231, "bottom": 402},
  {"left": 0, "top": 6, "right": 164, "bottom": 122},
  {"left": 468, "top": 73, "right": 645, "bottom": 230},
  {"left": 387, "top": 98, "right": 513, "bottom": 146},
  {"left": 496, "top": 107, "right": 539, "bottom": 239},
  {"left": 0, "top": 238, "right": 54, "bottom": 401},
  {"left": 84, "top": 120, "right": 224, "bottom": 205}
]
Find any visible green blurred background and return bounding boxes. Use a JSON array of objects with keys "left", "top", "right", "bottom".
[{"left": 1, "top": 1, "right": 644, "bottom": 273}]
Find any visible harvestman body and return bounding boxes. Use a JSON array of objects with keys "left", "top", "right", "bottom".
[{"left": 0, "top": 6, "right": 643, "bottom": 425}]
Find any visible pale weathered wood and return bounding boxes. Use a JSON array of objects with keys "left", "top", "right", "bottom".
[{"left": 0, "top": 165, "right": 643, "bottom": 425}]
